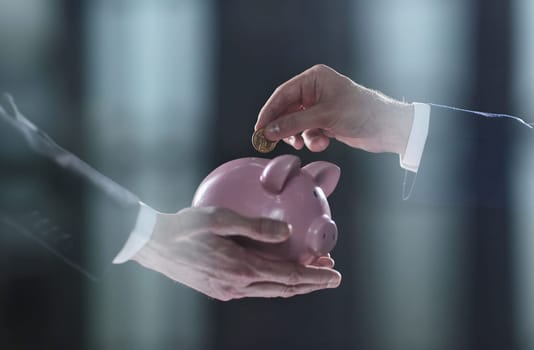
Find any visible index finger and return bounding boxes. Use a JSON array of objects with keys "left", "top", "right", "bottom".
[
  {"left": 245, "top": 281, "right": 339, "bottom": 298},
  {"left": 255, "top": 68, "right": 318, "bottom": 130},
  {"left": 207, "top": 207, "right": 291, "bottom": 243},
  {"left": 256, "top": 259, "right": 342, "bottom": 287}
]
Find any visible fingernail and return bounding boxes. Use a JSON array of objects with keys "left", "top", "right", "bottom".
[
  {"left": 282, "top": 223, "right": 292, "bottom": 238},
  {"left": 266, "top": 123, "right": 280, "bottom": 138},
  {"left": 272, "top": 222, "right": 291, "bottom": 241},
  {"left": 287, "top": 136, "right": 295, "bottom": 144}
]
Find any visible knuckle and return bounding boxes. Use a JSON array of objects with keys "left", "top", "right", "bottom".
[
  {"left": 317, "top": 111, "right": 335, "bottom": 129},
  {"left": 217, "top": 295, "right": 232, "bottom": 302},
  {"left": 256, "top": 218, "right": 278, "bottom": 237},
  {"left": 311, "top": 64, "right": 328, "bottom": 73},
  {"left": 234, "top": 263, "right": 260, "bottom": 283},
  {"left": 218, "top": 258, "right": 260, "bottom": 286},
  {"left": 207, "top": 207, "right": 232, "bottom": 230},
  {"left": 280, "top": 116, "right": 297, "bottom": 133},
  {"left": 215, "top": 291, "right": 233, "bottom": 302},
  {"left": 213, "top": 282, "right": 239, "bottom": 301},
  {"left": 203, "top": 206, "right": 218, "bottom": 215},
  {"left": 273, "top": 83, "right": 291, "bottom": 100},
  {"left": 250, "top": 218, "right": 264, "bottom": 236},
  {"left": 287, "top": 267, "right": 301, "bottom": 285},
  {"left": 281, "top": 285, "right": 296, "bottom": 298}
]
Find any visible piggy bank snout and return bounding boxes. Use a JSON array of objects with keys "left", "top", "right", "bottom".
[{"left": 306, "top": 216, "right": 338, "bottom": 256}]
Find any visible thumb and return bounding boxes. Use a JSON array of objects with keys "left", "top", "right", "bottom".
[
  {"left": 208, "top": 208, "right": 291, "bottom": 243},
  {"left": 263, "top": 105, "right": 329, "bottom": 141}
]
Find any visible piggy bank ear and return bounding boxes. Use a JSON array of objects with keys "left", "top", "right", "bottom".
[
  {"left": 261, "top": 155, "right": 301, "bottom": 194},
  {"left": 302, "top": 161, "right": 340, "bottom": 197}
]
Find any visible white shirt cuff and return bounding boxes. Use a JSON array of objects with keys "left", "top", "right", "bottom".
[
  {"left": 113, "top": 202, "right": 158, "bottom": 264},
  {"left": 399, "top": 102, "right": 430, "bottom": 173}
]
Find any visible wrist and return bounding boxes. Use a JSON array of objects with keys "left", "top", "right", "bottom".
[
  {"left": 377, "top": 100, "right": 414, "bottom": 155},
  {"left": 113, "top": 203, "right": 158, "bottom": 264},
  {"left": 132, "top": 212, "right": 177, "bottom": 261}
]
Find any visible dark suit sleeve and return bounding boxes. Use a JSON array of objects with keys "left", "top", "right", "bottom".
[
  {"left": 0, "top": 97, "right": 139, "bottom": 279},
  {"left": 409, "top": 106, "right": 533, "bottom": 208}
]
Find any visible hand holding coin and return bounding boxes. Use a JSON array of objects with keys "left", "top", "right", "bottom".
[{"left": 252, "top": 128, "right": 278, "bottom": 153}]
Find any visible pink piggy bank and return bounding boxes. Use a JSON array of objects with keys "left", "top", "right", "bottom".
[{"left": 192, "top": 154, "right": 340, "bottom": 265}]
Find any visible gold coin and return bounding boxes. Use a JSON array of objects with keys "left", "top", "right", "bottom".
[{"left": 251, "top": 128, "right": 278, "bottom": 153}]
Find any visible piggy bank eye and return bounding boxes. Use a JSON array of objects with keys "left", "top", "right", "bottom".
[{"left": 313, "top": 190, "right": 318, "bottom": 198}]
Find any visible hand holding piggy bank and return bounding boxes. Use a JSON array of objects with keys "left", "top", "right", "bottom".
[{"left": 192, "top": 154, "right": 339, "bottom": 265}]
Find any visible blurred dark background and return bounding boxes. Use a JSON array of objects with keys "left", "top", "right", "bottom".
[{"left": 1, "top": 0, "right": 533, "bottom": 349}]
